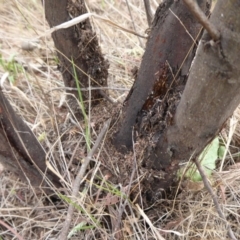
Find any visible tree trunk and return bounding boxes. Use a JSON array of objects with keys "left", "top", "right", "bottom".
[
  {"left": 166, "top": 0, "right": 240, "bottom": 169},
  {"left": 114, "top": 0, "right": 240, "bottom": 198},
  {"left": 115, "top": 0, "right": 240, "bottom": 198},
  {"left": 148, "top": 0, "right": 240, "bottom": 195},
  {"left": 114, "top": 0, "right": 211, "bottom": 150},
  {"left": 0, "top": 90, "right": 60, "bottom": 191},
  {"left": 44, "top": 0, "right": 109, "bottom": 117}
]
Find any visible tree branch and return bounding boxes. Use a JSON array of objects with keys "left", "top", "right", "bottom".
[{"left": 183, "top": 0, "right": 220, "bottom": 41}]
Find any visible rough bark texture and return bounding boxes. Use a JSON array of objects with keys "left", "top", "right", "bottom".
[
  {"left": 44, "top": 0, "right": 109, "bottom": 117},
  {"left": 114, "top": 0, "right": 210, "bottom": 150},
  {"left": 167, "top": 0, "right": 240, "bottom": 161},
  {"left": 0, "top": 90, "right": 60, "bottom": 190},
  {"left": 142, "top": 0, "right": 240, "bottom": 197}
]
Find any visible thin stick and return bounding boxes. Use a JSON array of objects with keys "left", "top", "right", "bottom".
[
  {"left": 37, "top": 12, "right": 146, "bottom": 40},
  {"left": 183, "top": 0, "right": 220, "bottom": 41},
  {"left": 112, "top": 132, "right": 137, "bottom": 239},
  {"left": 125, "top": 0, "right": 143, "bottom": 47},
  {"left": 169, "top": 8, "right": 197, "bottom": 45},
  {"left": 0, "top": 220, "right": 24, "bottom": 240},
  {"left": 48, "top": 86, "right": 121, "bottom": 104},
  {"left": 136, "top": 204, "right": 166, "bottom": 240},
  {"left": 58, "top": 119, "right": 111, "bottom": 240},
  {"left": 47, "top": 86, "right": 130, "bottom": 93},
  {"left": 143, "top": 0, "right": 153, "bottom": 27},
  {"left": 193, "top": 159, "right": 237, "bottom": 240}
]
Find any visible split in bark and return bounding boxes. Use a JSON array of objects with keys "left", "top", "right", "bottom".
[
  {"left": 114, "top": 0, "right": 211, "bottom": 151},
  {"left": 113, "top": 0, "right": 212, "bottom": 198},
  {"left": 115, "top": 0, "right": 240, "bottom": 200}
]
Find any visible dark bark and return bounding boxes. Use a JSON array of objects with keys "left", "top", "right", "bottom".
[
  {"left": 0, "top": 90, "right": 60, "bottom": 190},
  {"left": 44, "top": 0, "right": 109, "bottom": 117},
  {"left": 114, "top": 0, "right": 211, "bottom": 150},
  {"left": 112, "top": 0, "right": 211, "bottom": 198},
  {"left": 167, "top": 0, "right": 240, "bottom": 162},
  {"left": 149, "top": 0, "right": 240, "bottom": 195}
]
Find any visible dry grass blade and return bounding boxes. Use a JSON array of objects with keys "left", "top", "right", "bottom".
[
  {"left": 112, "top": 135, "right": 137, "bottom": 239},
  {"left": 220, "top": 116, "right": 238, "bottom": 171},
  {"left": 59, "top": 119, "right": 111, "bottom": 240},
  {"left": 193, "top": 158, "right": 237, "bottom": 240},
  {"left": 0, "top": 220, "right": 24, "bottom": 240},
  {"left": 125, "top": 0, "right": 144, "bottom": 47},
  {"left": 136, "top": 204, "right": 166, "bottom": 240},
  {"left": 37, "top": 12, "right": 146, "bottom": 39},
  {"left": 169, "top": 8, "right": 197, "bottom": 45}
]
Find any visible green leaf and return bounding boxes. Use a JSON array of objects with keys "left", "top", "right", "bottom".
[
  {"left": 218, "top": 145, "right": 226, "bottom": 159},
  {"left": 37, "top": 132, "right": 46, "bottom": 142},
  {"left": 178, "top": 137, "right": 219, "bottom": 182},
  {"left": 68, "top": 221, "right": 95, "bottom": 239},
  {"left": 200, "top": 137, "right": 219, "bottom": 169}
]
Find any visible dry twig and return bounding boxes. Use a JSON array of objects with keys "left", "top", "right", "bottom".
[
  {"left": 37, "top": 12, "right": 146, "bottom": 40},
  {"left": 58, "top": 119, "right": 111, "bottom": 240},
  {"left": 125, "top": 0, "right": 144, "bottom": 47},
  {"left": 143, "top": 0, "right": 153, "bottom": 27},
  {"left": 0, "top": 220, "right": 24, "bottom": 240},
  {"left": 47, "top": 86, "right": 129, "bottom": 92},
  {"left": 193, "top": 159, "right": 237, "bottom": 240},
  {"left": 111, "top": 134, "right": 137, "bottom": 239}
]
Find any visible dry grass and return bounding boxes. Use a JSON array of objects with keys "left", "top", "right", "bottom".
[{"left": 0, "top": 0, "right": 240, "bottom": 239}]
